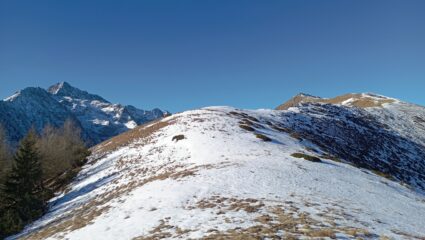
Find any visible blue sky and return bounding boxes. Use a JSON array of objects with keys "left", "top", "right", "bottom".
[{"left": 1, "top": 0, "right": 424, "bottom": 112}]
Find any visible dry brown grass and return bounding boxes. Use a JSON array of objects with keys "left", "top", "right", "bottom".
[
  {"left": 191, "top": 196, "right": 264, "bottom": 214},
  {"left": 20, "top": 161, "right": 218, "bottom": 240},
  {"left": 270, "top": 125, "right": 291, "bottom": 133},
  {"left": 172, "top": 134, "right": 185, "bottom": 142},
  {"left": 239, "top": 124, "right": 255, "bottom": 132},
  {"left": 320, "top": 154, "right": 342, "bottom": 163},
  {"left": 130, "top": 194, "right": 382, "bottom": 239},
  {"left": 199, "top": 205, "right": 334, "bottom": 239},
  {"left": 255, "top": 133, "right": 272, "bottom": 142},
  {"left": 183, "top": 196, "right": 377, "bottom": 240},
  {"left": 91, "top": 118, "right": 173, "bottom": 155},
  {"left": 306, "top": 229, "right": 336, "bottom": 238},
  {"left": 291, "top": 153, "right": 322, "bottom": 162},
  {"left": 277, "top": 93, "right": 395, "bottom": 110},
  {"left": 289, "top": 132, "right": 303, "bottom": 141}
]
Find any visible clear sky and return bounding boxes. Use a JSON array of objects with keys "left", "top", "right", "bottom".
[{"left": 1, "top": 0, "right": 424, "bottom": 112}]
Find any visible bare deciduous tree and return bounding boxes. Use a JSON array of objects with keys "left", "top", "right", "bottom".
[{"left": 37, "top": 120, "right": 90, "bottom": 180}]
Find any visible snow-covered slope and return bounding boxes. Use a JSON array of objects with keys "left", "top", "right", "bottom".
[
  {"left": 12, "top": 100, "right": 425, "bottom": 239},
  {"left": 277, "top": 93, "right": 425, "bottom": 192},
  {"left": 0, "top": 82, "right": 169, "bottom": 145}
]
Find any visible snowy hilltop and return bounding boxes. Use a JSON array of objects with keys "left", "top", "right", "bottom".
[
  {"left": 0, "top": 82, "right": 169, "bottom": 145},
  {"left": 10, "top": 93, "right": 425, "bottom": 239}
]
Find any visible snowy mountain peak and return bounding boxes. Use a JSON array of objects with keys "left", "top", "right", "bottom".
[
  {"left": 48, "top": 82, "right": 108, "bottom": 102},
  {"left": 0, "top": 83, "right": 169, "bottom": 145},
  {"left": 294, "top": 92, "right": 321, "bottom": 99},
  {"left": 47, "top": 81, "right": 67, "bottom": 94}
]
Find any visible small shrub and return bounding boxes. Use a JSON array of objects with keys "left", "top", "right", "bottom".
[
  {"left": 172, "top": 135, "right": 185, "bottom": 142},
  {"left": 255, "top": 134, "right": 272, "bottom": 142},
  {"left": 239, "top": 125, "right": 255, "bottom": 132},
  {"left": 291, "top": 153, "right": 321, "bottom": 162}
]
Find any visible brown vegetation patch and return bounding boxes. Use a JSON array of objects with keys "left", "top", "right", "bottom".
[
  {"left": 20, "top": 162, "right": 221, "bottom": 239},
  {"left": 239, "top": 124, "right": 255, "bottom": 132},
  {"left": 289, "top": 132, "right": 303, "bottom": 141},
  {"left": 320, "top": 153, "right": 342, "bottom": 163},
  {"left": 271, "top": 125, "right": 291, "bottom": 133},
  {"left": 291, "top": 153, "right": 321, "bottom": 162},
  {"left": 91, "top": 118, "right": 173, "bottom": 155},
  {"left": 20, "top": 202, "right": 111, "bottom": 240},
  {"left": 192, "top": 196, "right": 265, "bottom": 214},
  {"left": 132, "top": 196, "right": 378, "bottom": 239},
  {"left": 229, "top": 111, "right": 259, "bottom": 123},
  {"left": 255, "top": 134, "right": 272, "bottom": 142},
  {"left": 133, "top": 218, "right": 193, "bottom": 240},
  {"left": 306, "top": 229, "right": 336, "bottom": 238},
  {"left": 200, "top": 203, "right": 374, "bottom": 239},
  {"left": 172, "top": 134, "right": 185, "bottom": 142},
  {"left": 277, "top": 93, "right": 395, "bottom": 110}
]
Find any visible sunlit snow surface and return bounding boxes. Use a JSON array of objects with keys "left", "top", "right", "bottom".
[{"left": 11, "top": 105, "right": 425, "bottom": 239}]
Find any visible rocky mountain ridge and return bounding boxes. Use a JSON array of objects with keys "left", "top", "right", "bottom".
[{"left": 0, "top": 82, "right": 169, "bottom": 145}]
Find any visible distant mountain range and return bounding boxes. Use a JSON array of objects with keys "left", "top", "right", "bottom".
[{"left": 0, "top": 82, "right": 169, "bottom": 146}]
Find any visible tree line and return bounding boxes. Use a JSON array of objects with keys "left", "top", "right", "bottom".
[{"left": 0, "top": 120, "right": 90, "bottom": 238}]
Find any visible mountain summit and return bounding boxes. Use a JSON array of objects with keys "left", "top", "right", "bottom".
[
  {"left": 0, "top": 82, "right": 169, "bottom": 145},
  {"left": 276, "top": 93, "right": 396, "bottom": 110},
  {"left": 48, "top": 82, "right": 108, "bottom": 102}
]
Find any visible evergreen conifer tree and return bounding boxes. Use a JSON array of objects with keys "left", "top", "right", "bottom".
[{"left": 0, "top": 129, "right": 47, "bottom": 237}]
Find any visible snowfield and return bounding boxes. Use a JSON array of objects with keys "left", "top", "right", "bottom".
[{"left": 10, "top": 102, "right": 425, "bottom": 239}]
